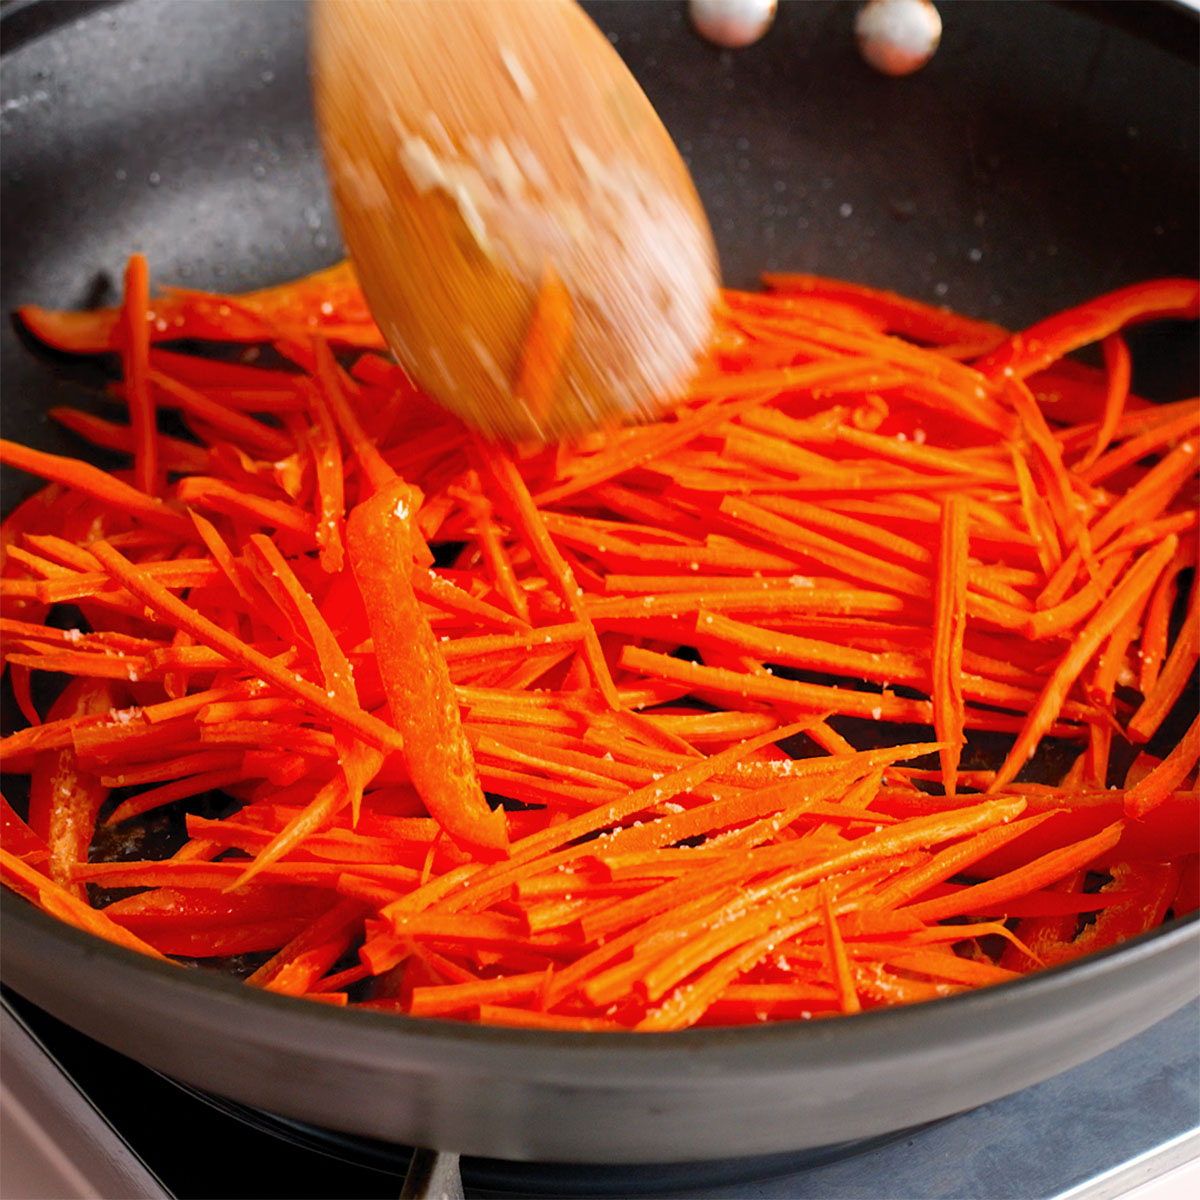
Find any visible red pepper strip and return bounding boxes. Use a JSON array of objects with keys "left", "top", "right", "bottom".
[
  {"left": 1004, "top": 863, "right": 1182, "bottom": 971},
  {"left": 0, "top": 440, "right": 191, "bottom": 538},
  {"left": 51, "top": 407, "right": 212, "bottom": 477},
  {"left": 998, "top": 869, "right": 1086, "bottom": 971},
  {"left": 17, "top": 260, "right": 381, "bottom": 353},
  {"left": 1068, "top": 861, "right": 1183, "bottom": 953},
  {"left": 124, "top": 919, "right": 319, "bottom": 958},
  {"left": 1, "top": 793, "right": 49, "bottom": 862},
  {"left": 27, "top": 678, "right": 124, "bottom": 899},
  {"left": 104, "top": 767, "right": 249, "bottom": 826},
  {"left": 0, "top": 849, "right": 170, "bottom": 961},
  {"left": 5, "top": 662, "right": 38, "bottom": 736},
  {"left": 760, "top": 273, "right": 1010, "bottom": 350},
  {"left": 346, "top": 480, "right": 509, "bottom": 857},
  {"left": 102, "top": 884, "right": 334, "bottom": 930},
  {"left": 1171, "top": 857, "right": 1200, "bottom": 917},
  {"left": 977, "top": 278, "right": 1200, "bottom": 381}
]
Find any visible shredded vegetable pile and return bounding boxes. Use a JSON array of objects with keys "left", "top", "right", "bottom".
[{"left": 1, "top": 259, "right": 1196, "bottom": 1030}]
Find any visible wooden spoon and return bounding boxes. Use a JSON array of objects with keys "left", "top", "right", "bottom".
[{"left": 311, "top": 0, "right": 720, "bottom": 442}]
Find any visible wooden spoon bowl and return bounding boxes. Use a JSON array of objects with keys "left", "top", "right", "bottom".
[{"left": 312, "top": 0, "right": 720, "bottom": 442}]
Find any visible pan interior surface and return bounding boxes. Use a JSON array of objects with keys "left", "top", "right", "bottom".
[{"left": 1, "top": 0, "right": 1198, "bottom": 1163}]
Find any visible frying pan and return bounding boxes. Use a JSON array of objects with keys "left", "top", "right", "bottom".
[{"left": 1, "top": 0, "right": 1198, "bottom": 1165}]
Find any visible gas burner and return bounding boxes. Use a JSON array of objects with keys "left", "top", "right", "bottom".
[{"left": 171, "top": 1081, "right": 931, "bottom": 1197}]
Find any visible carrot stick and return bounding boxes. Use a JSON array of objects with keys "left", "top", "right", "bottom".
[
  {"left": 313, "top": 338, "right": 396, "bottom": 494},
  {"left": 475, "top": 443, "right": 621, "bottom": 708},
  {"left": 1127, "top": 582, "right": 1199, "bottom": 743},
  {"left": 990, "top": 536, "right": 1179, "bottom": 790},
  {"left": 87, "top": 539, "right": 403, "bottom": 753},
  {"left": 1125, "top": 714, "right": 1200, "bottom": 818},
  {"left": 513, "top": 263, "right": 573, "bottom": 431},
  {"left": 119, "top": 254, "right": 161, "bottom": 496},
  {"left": 931, "top": 496, "right": 968, "bottom": 795},
  {"left": 1, "top": 849, "right": 170, "bottom": 961},
  {"left": 902, "top": 822, "right": 1125, "bottom": 922},
  {"left": 820, "top": 884, "right": 861, "bottom": 1015}
]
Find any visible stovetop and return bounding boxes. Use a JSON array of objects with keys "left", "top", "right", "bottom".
[{"left": 2, "top": 988, "right": 1198, "bottom": 1199}]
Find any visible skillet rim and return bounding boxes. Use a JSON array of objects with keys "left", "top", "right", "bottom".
[{"left": 4, "top": 883, "right": 1198, "bottom": 1062}]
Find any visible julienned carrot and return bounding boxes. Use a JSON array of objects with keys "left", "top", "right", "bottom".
[
  {"left": 989, "top": 535, "right": 1180, "bottom": 791},
  {"left": 930, "top": 497, "right": 968, "bottom": 795},
  {"left": 1127, "top": 582, "right": 1199, "bottom": 743},
  {"left": 1077, "top": 336, "right": 1132, "bottom": 473},
  {"left": 119, "top": 254, "right": 159, "bottom": 497},
  {"left": 1, "top": 256, "right": 1195, "bottom": 1031},
  {"left": 513, "top": 264, "right": 573, "bottom": 430},
  {"left": 475, "top": 443, "right": 621, "bottom": 709},
  {"left": 87, "top": 538, "right": 403, "bottom": 755},
  {"left": 902, "top": 822, "right": 1125, "bottom": 922},
  {"left": 1124, "top": 714, "right": 1200, "bottom": 818}
]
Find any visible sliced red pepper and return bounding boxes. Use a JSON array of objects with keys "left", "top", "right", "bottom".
[
  {"left": 978, "top": 278, "right": 1200, "bottom": 381},
  {"left": 27, "top": 677, "right": 125, "bottom": 899},
  {"left": 18, "top": 260, "right": 383, "bottom": 354},
  {"left": 347, "top": 480, "right": 509, "bottom": 858}
]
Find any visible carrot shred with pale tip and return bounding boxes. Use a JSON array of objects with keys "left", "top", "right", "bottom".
[
  {"left": 1, "top": 257, "right": 1195, "bottom": 1029},
  {"left": 513, "top": 264, "right": 574, "bottom": 430}
]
